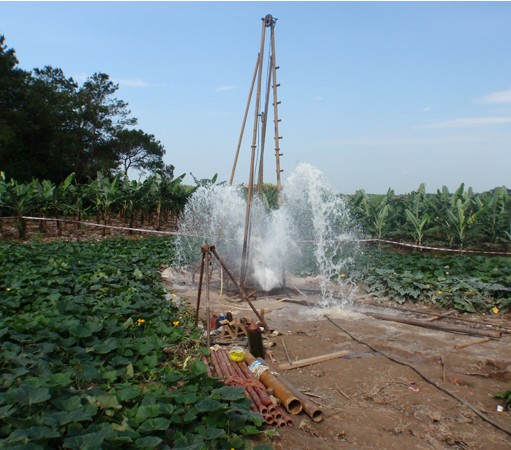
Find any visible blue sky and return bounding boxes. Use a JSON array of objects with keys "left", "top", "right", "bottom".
[{"left": 1, "top": 1, "right": 511, "bottom": 194}]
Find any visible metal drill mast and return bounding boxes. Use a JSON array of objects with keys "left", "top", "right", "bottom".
[{"left": 230, "top": 14, "right": 283, "bottom": 287}]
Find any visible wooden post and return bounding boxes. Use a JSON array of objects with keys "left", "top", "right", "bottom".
[{"left": 194, "top": 250, "right": 207, "bottom": 327}]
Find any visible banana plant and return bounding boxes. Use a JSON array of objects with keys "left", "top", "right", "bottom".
[
  {"left": 428, "top": 185, "right": 452, "bottom": 242},
  {"left": 40, "top": 173, "right": 75, "bottom": 236},
  {"left": 445, "top": 187, "right": 486, "bottom": 248},
  {"left": 405, "top": 209, "right": 429, "bottom": 246},
  {"left": 89, "top": 172, "right": 122, "bottom": 236},
  {"left": 119, "top": 177, "right": 145, "bottom": 231},
  {"left": 0, "top": 174, "right": 42, "bottom": 239},
  {"left": 404, "top": 183, "right": 430, "bottom": 246},
  {"left": 349, "top": 188, "right": 396, "bottom": 246},
  {"left": 446, "top": 198, "right": 470, "bottom": 247},
  {"left": 486, "top": 186, "right": 510, "bottom": 244}
]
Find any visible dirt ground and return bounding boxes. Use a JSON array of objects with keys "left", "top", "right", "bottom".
[{"left": 163, "top": 268, "right": 511, "bottom": 450}]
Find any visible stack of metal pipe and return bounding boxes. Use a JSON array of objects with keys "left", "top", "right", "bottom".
[{"left": 210, "top": 348, "right": 293, "bottom": 427}]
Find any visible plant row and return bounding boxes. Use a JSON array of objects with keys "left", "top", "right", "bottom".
[
  {"left": 0, "top": 172, "right": 223, "bottom": 239},
  {"left": 347, "top": 247, "right": 511, "bottom": 313},
  {"left": 0, "top": 237, "right": 268, "bottom": 449},
  {"left": 347, "top": 183, "right": 511, "bottom": 249}
]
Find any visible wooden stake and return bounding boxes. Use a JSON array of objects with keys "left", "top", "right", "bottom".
[
  {"left": 280, "top": 337, "right": 292, "bottom": 364},
  {"left": 194, "top": 250, "right": 207, "bottom": 327},
  {"left": 278, "top": 350, "right": 351, "bottom": 371}
]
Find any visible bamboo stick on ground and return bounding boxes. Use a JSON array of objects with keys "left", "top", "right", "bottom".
[
  {"left": 367, "top": 312, "right": 501, "bottom": 338},
  {"left": 277, "top": 350, "right": 351, "bottom": 371},
  {"left": 424, "top": 310, "right": 456, "bottom": 322},
  {"left": 455, "top": 337, "right": 492, "bottom": 349}
]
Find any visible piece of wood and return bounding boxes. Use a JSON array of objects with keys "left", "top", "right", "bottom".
[
  {"left": 386, "top": 305, "right": 511, "bottom": 333},
  {"left": 454, "top": 337, "right": 492, "bottom": 349},
  {"left": 280, "top": 337, "right": 292, "bottom": 364},
  {"left": 335, "top": 383, "right": 352, "bottom": 401},
  {"left": 424, "top": 310, "right": 456, "bottom": 322},
  {"left": 367, "top": 312, "right": 501, "bottom": 338},
  {"left": 278, "top": 350, "right": 351, "bottom": 371}
]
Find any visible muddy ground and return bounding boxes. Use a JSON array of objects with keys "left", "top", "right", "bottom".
[{"left": 163, "top": 269, "right": 511, "bottom": 450}]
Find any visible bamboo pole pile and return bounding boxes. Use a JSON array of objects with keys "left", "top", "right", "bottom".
[{"left": 210, "top": 348, "right": 293, "bottom": 427}]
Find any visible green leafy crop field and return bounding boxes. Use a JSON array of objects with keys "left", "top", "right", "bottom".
[
  {"left": 351, "top": 248, "right": 511, "bottom": 313},
  {"left": 0, "top": 237, "right": 265, "bottom": 449}
]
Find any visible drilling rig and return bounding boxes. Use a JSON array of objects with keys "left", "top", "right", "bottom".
[
  {"left": 229, "top": 14, "right": 284, "bottom": 288},
  {"left": 195, "top": 15, "right": 283, "bottom": 339}
]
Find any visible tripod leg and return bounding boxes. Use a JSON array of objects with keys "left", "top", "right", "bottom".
[{"left": 194, "top": 251, "right": 206, "bottom": 327}]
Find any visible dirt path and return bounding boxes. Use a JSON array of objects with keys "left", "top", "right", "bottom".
[{"left": 163, "top": 269, "right": 511, "bottom": 449}]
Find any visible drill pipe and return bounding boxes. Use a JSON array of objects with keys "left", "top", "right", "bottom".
[
  {"left": 201, "top": 356, "right": 213, "bottom": 378},
  {"left": 244, "top": 351, "right": 302, "bottom": 415},
  {"left": 276, "top": 405, "right": 294, "bottom": 427},
  {"left": 224, "top": 352, "right": 277, "bottom": 417},
  {"left": 210, "top": 349, "right": 229, "bottom": 377},
  {"left": 217, "top": 349, "right": 269, "bottom": 416},
  {"left": 263, "top": 413, "right": 278, "bottom": 427},
  {"left": 235, "top": 357, "right": 274, "bottom": 406},
  {"left": 210, "top": 351, "right": 265, "bottom": 418},
  {"left": 256, "top": 357, "right": 323, "bottom": 423},
  {"left": 225, "top": 351, "right": 274, "bottom": 408}
]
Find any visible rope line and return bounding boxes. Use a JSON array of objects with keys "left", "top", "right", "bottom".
[
  {"left": 1, "top": 216, "right": 509, "bottom": 256},
  {"left": 357, "top": 238, "right": 511, "bottom": 256}
]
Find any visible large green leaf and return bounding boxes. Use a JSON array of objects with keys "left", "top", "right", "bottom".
[
  {"left": 62, "top": 427, "right": 112, "bottom": 450},
  {"left": 195, "top": 398, "right": 222, "bottom": 412},
  {"left": 12, "top": 385, "right": 51, "bottom": 406},
  {"left": 134, "top": 435, "right": 163, "bottom": 449},
  {"left": 136, "top": 417, "right": 169, "bottom": 433}
]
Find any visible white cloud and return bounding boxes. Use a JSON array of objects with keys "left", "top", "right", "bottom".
[
  {"left": 421, "top": 116, "right": 511, "bottom": 128},
  {"left": 215, "top": 85, "right": 237, "bottom": 92},
  {"left": 116, "top": 79, "right": 166, "bottom": 88},
  {"left": 478, "top": 89, "right": 511, "bottom": 104}
]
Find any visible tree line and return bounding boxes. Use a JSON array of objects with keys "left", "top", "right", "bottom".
[{"left": 0, "top": 35, "right": 170, "bottom": 184}]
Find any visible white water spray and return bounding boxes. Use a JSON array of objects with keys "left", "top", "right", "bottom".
[{"left": 174, "top": 163, "right": 360, "bottom": 306}]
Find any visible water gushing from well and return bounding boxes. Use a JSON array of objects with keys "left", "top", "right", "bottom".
[{"left": 174, "top": 162, "right": 360, "bottom": 307}]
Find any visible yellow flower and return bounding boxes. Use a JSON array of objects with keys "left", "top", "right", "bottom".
[
  {"left": 466, "top": 290, "right": 473, "bottom": 296},
  {"left": 436, "top": 290, "right": 443, "bottom": 295},
  {"left": 492, "top": 307, "right": 499, "bottom": 315},
  {"left": 172, "top": 321, "right": 180, "bottom": 326},
  {"left": 340, "top": 273, "right": 347, "bottom": 278},
  {"left": 137, "top": 319, "right": 145, "bottom": 326},
  {"left": 171, "top": 293, "right": 177, "bottom": 297},
  {"left": 425, "top": 284, "right": 431, "bottom": 289}
]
